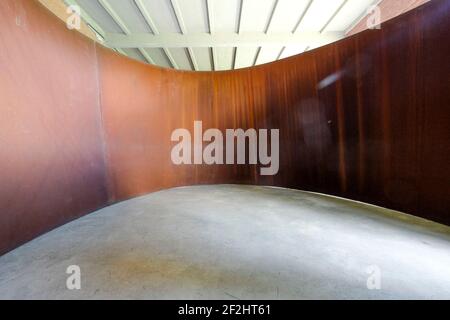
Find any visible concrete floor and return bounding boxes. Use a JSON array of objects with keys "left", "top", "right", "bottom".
[{"left": 1, "top": 185, "right": 450, "bottom": 300}]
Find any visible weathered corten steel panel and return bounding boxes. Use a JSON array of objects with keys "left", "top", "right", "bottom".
[
  {"left": 0, "top": 0, "right": 109, "bottom": 255},
  {"left": 99, "top": 1, "right": 449, "bottom": 224}
]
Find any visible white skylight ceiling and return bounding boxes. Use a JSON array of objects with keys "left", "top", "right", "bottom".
[{"left": 64, "top": 0, "right": 380, "bottom": 71}]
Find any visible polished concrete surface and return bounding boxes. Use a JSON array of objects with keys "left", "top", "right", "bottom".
[{"left": 1, "top": 185, "right": 450, "bottom": 300}]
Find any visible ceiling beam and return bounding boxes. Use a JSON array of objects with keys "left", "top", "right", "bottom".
[
  {"left": 254, "top": 0, "right": 280, "bottom": 66},
  {"left": 170, "top": 0, "right": 198, "bottom": 71},
  {"left": 320, "top": 0, "right": 349, "bottom": 33},
  {"left": 233, "top": 0, "right": 244, "bottom": 69},
  {"left": 276, "top": 47, "right": 285, "bottom": 60},
  {"left": 98, "top": 0, "right": 155, "bottom": 65},
  {"left": 206, "top": 0, "right": 217, "bottom": 71},
  {"left": 264, "top": 0, "right": 280, "bottom": 33},
  {"left": 237, "top": 0, "right": 244, "bottom": 35},
  {"left": 277, "top": 0, "right": 314, "bottom": 61},
  {"left": 105, "top": 31, "right": 345, "bottom": 49},
  {"left": 134, "top": 0, "right": 178, "bottom": 69},
  {"left": 292, "top": 0, "right": 314, "bottom": 33}
]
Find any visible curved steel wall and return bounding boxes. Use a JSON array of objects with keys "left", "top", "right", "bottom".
[
  {"left": 1, "top": 0, "right": 449, "bottom": 254},
  {"left": 0, "top": 0, "right": 109, "bottom": 255},
  {"left": 99, "top": 1, "right": 450, "bottom": 224}
]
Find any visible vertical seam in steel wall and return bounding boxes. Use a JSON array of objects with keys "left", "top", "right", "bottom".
[{"left": 93, "top": 42, "right": 115, "bottom": 204}]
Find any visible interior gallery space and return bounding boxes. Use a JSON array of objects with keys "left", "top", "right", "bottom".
[{"left": 0, "top": 0, "right": 449, "bottom": 301}]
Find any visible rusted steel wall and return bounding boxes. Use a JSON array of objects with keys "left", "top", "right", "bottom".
[
  {"left": 0, "top": 0, "right": 109, "bottom": 254},
  {"left": 99, "top": 1, "right": 449, "bottom": 224},
  {"left": 0, "top": 0, "right": 449, "bottom": 255}
]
